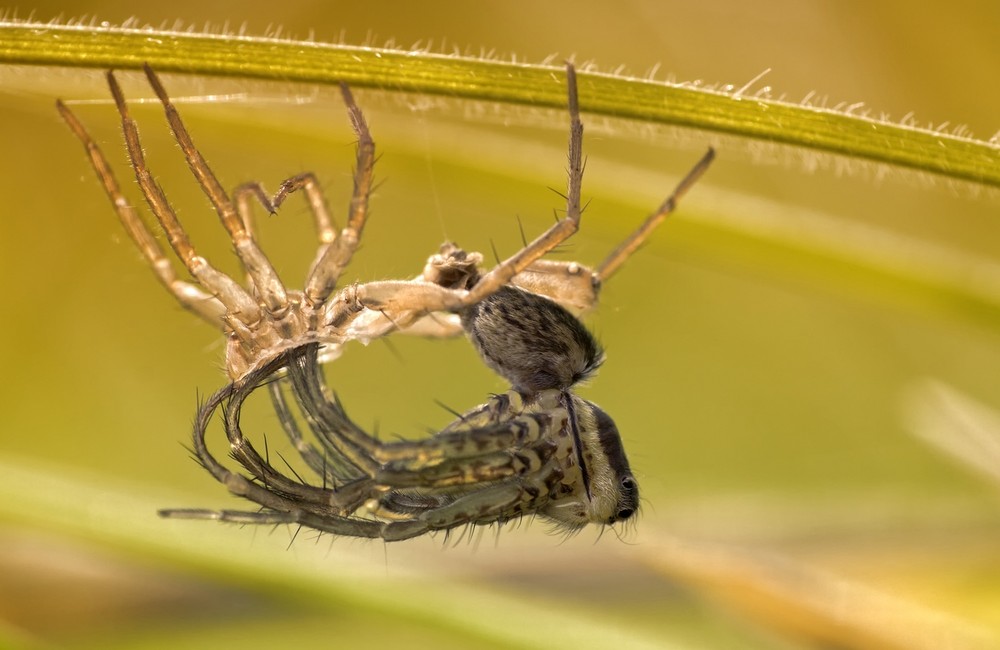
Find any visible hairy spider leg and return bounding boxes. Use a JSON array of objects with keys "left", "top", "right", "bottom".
[
  {"left": 594, "top": 146, "right": 716, "bottom": 282},
  {"left": 302, "top": 83, "right": 377, "bottom": 306},
  {"left": 56, "top": 99, "right": 225, "bottom": 327},
  {"left": 233, "top": 172, "right": 336, "bottom": 246},
  {"left": 222, "top": 374, "right": 374, "bottom": 513},
  {"left": 374, "top": 430, "right": 559, "bottom": 488},
  {"left": 158, "top": 351, "right": 377, "bottom": 522},
  {"left": 320, "top": 62, "right": 587, "bottom": 324},
  {"left": 279, "top": 346, "right": 565, "bottom": 484},
  {"left": 280, "top": 348, "right": 382, "bottom": 476},
  {"left": 163, "top": 454, "right": 562, "bottom": 543},
  {"left": 359, "top": 105, "right": 714, "bottom": 327},
  {"left": 160, "top": 346, "right": 568, "bottom": 542},
  {"left": 232, "top": 172, "right": 337, "bottom": 291},
  {"left": 101, "top": 70, "right": 260, "bottom": 329},
  {"left": 276, "top": 347, "right": 605, "bottom": 535},
  {"left": 227, "top": 352, "right": 375, "bottom": 511},
  {"left": 147, "top": 63, "right": 378, "bottom": 317},
  {"left": 139, "top": 65, "right": 290, "bottom": 320},
  {"left": 510, "top": 145, "right": 715, "bottom": 315},
  {"left": 380, "top": 457, "right": 566, "bottom": 541},
  {"left": 62, "top": 67, "right": 389, "bottom": 379},
  {"left": 464, "top": 61, "right": 585, "bottom": 303},
  {"left": 267, "top": 379, "right": 365, "bottom": 486},
  {"left": 226, "top": 83, "right": 376, "bottom": 308}
]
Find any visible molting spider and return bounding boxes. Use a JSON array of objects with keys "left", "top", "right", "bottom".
[{"left": 58, "top": 63, "right": 713, "bottom": 540}]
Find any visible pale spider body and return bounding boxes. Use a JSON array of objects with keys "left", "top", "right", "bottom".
[{"left": 58, "top": 63, "right": 712, "bottom": 540}]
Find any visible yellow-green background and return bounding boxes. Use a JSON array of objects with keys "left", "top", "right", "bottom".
[{"left": 1, "top": 2, "right": 998, "bottom": 649}]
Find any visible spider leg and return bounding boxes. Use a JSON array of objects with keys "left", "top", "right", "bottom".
[
  {"left": 282, "top": 345, "right": 383, "bottom": 476},
  {"left": 233, "top": 173, "right": 337, "bottom": 244},
  {"left": 160, "top": 508, "right": 387, "bottom": 539},
  {"left": 167, "top": 350, "right": 373, "bottom": 520},
  {"left": 56, "top": 100, "right": 225, "bottom": 327},
  {"left": 164, "top": 462, "right": 561, "bottom": 541},
  {"left": 594, "top": 146, "right": 716, "bottom": 282},
  {"left": 376, "top": 435, "right": 558, "bottom": 488},
  {"left": 303, "top": 83, "right": 376, "bottom": 306},
  {"left": 279, "top": 350, "right": 563, "bottom": 489},
  {"left": 160, "top": 344, "right": 577, "bottom": 541},
  {"left": 279, "top": 340, "right": 512, "bottom": 479},
  {"left": 379, "top": 459, "right": 565, "bottom": 541},
  {"left": 267, "top": 378, "right": 363, "bottom": 485},
  {"left": 460, "top": 61, "right": 585, "bottom": 305},
  {"left": 103, "top": 70, "right": 262, "bottom": 330},
  {"left": 232, "top": 172, "right": 341, "bottom": 303},
  {"left": 164, "top": 360, "right": 561, "bottom": 543},
  {"left": 319, "top": 62, "right": 586, "bottom": 320},
  {"left": 375, "top": 409, "right": 562, "bottom": 468},
  {"left": 221, "top": 351, "right": 375, "bottom": 513},
  {"left": 279, "top": 345, "right": 561, "bottom": 487},
  {"left": 465, "top": 62, "right": 583, "bottom": 305},
  {"left": 140, "top": 65, "right": 292, "bottom": 319},
  {"left": 369, "top": 491, "right": 457, "bottom": 521},
  {"left": 438, "top": 390, "right": 527, "bottom": 433}
]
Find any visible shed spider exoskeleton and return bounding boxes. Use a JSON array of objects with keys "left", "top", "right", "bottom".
[{"left": 58, "top": 63, "right": 713, "bottom": 540}]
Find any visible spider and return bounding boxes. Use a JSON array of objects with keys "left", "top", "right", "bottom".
[{"left": 58, "top": 63, "right": 713, "bottom": 540}]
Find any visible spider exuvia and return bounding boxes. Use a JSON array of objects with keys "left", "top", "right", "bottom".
[{"left": 58, "top": 63, "right": 713, "bottom": 541}]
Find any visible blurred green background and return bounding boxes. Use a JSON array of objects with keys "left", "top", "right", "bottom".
[{"left": 1, "top": 1, "right": 999, "bottom": 649}]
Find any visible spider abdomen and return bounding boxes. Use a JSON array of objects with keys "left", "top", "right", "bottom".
[{"left": 460, "top": 285, "right": 604, "bottom": 393}]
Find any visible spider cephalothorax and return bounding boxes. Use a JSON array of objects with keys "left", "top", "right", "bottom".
[{"left": 59, "top": 62, "right": 712, "bottom": 540}]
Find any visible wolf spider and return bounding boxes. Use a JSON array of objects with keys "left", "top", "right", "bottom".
[{"left": 58, "top": 63, "right": 713, "bottom": 540}]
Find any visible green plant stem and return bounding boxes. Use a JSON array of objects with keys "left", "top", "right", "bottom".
[{"left": 2, "top": 22, "right": 998, "bottom": 188}]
